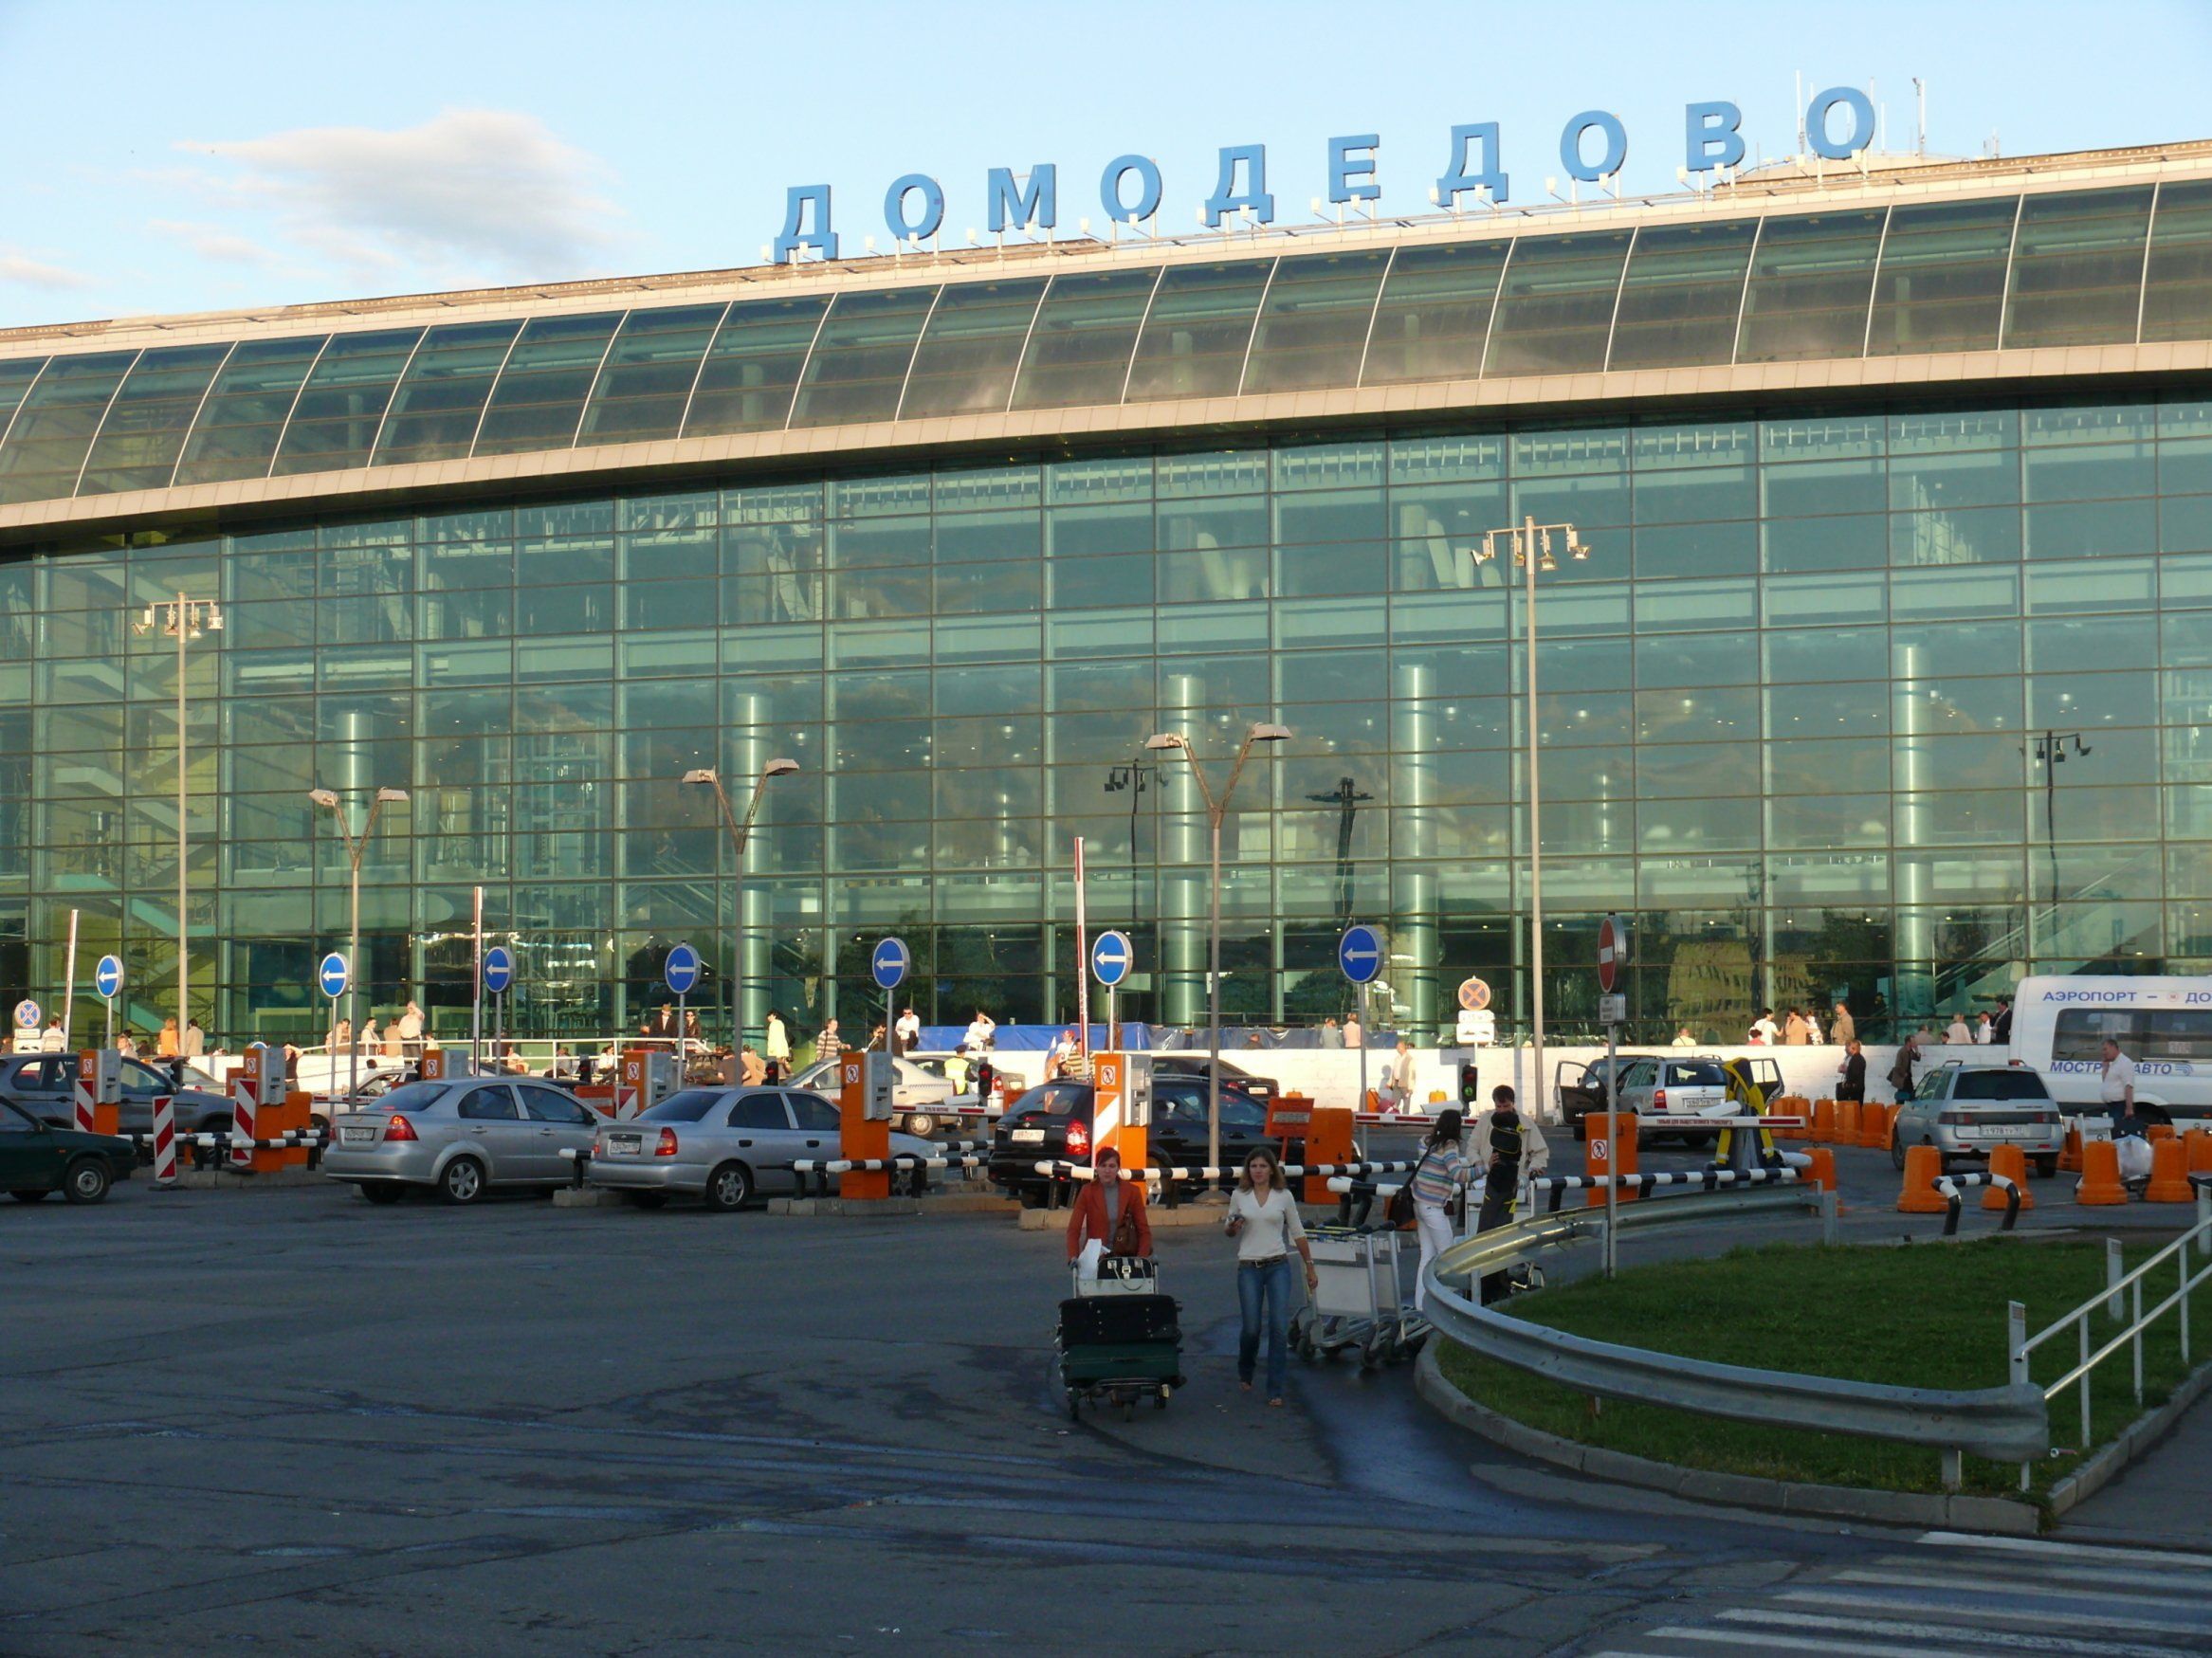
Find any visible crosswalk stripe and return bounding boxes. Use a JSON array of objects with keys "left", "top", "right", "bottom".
[
  {"left": 1858, "top": 1555, "right": 2212, "bottom": 1596},
  {"left": 1836, "top": 1565, "right": 2212, "bottom": 1606},
  {"left": 1916, "top": 1530, "right": 2212, "bottom": 1573},
  {"left": 1645, "top": 1622, "right": 1981, "bottom": 1656},
  {"left": 1778, "top": 1588, "right": 2212, "bottom": 1641},
  {"left": 1714, "top": 1608, "right": 2191, "bottom": 1658}
]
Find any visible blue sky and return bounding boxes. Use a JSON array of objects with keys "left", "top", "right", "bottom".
[{"left": 2, "top": 0, "right": 2209, "bottom": 327}]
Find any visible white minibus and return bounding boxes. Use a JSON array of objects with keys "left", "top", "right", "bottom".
[{"left": 2008, "top": 975, "right": 2212, "bottom": 1127}]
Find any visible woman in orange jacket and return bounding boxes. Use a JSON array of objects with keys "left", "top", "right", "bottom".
[{"left": 1065, "top": 1145, "right": 1152, "bottom": 1261}]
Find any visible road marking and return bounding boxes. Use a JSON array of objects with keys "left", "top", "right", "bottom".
[
  {"left": 1714, "top": 1608, "right": 2188, "bottom": 1658},
  {"left": 1777, "top": 1589, "right": 2212, "bottom": 1640},
  {"left": 1836, "top": 1564, "right": 2212, "bottom": 1602},
  {"left": 1646, "top": 1624, "right": 1981, "bottom": 1656},
  {"left": 1916, "top": 1529, "right": 2212, "bottom": 1571}
]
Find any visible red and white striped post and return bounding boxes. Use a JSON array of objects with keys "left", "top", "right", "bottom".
[
  {"left": 229, "top": 1045, "right": 263, "bottom": 1170},
  {"left": 151, "top": 1094, "right": 179, "bottom": 1186},
  {"left": 72, "top": 1052, "right": 98, "bottom": 1135}
]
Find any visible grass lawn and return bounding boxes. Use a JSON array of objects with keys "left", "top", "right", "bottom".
[{"left": 1435, "top": 1235, "right": 2212, "bottom": 1504}]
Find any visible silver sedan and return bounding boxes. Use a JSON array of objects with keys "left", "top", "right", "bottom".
[
  {"left": 786, "top": 1055, "right": 959, "bottom": 1136},
  {"left": 584, "top": 1085, "right": 933, "bottom": 1210},
  {"left": 322, "top": 1077, "right": 603, "bottom": 1204}
]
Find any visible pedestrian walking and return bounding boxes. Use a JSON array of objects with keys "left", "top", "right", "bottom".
[
  {"left": 1888, "top": 1033, "right": 1921, "bottom": 1102},
  {"left": 1470, "top": 1086, "right": 1544, "bottom": 1305},
  {"left": 1381, "top": 1037, "right": 1418, "bottom": 1113},
  {"left": 1342, "top": 1011, "right": 1363, "bottom": 1049},
  {"left": 764, "top": 1010, "right": 791, "bottom": 1073},
  {"left": 1944, "top": 1012, "right": 1972, "bottom": 1046},
  {"left": 1973, "top": 1011, "right": 1993, "bottom": 1045},
  {"left": 1405, "top": 1111, "right": 1468, "bottom": 1312},
  {"left": 815, "top": 1018, "right": 843, "bottom": 1066},
  {"left": 182, "top": 1018, "right": 205, "bottom": 1059},
  {"left": 1830, "top": 1000, "right": 1856, "bottom": 1046},
  {"left": 1223, "top": 1148, "right": 1317, "bottom": 1407},
  {"left": 1836, "top": 1040, "right": 1866, "bottom": 1103},
  {"left": 2100, "top": 1037, "right": 2138, "bottom": 1136},
  {"left": 38, "top": 1017, "right": 64, "bottom": 1052},
  {"left": 1065, "top": 1145, "right": 1151, "bottom": 1263},
  {"left": 1991, "top": 995, "right": 2014, "bottom": 1044}
]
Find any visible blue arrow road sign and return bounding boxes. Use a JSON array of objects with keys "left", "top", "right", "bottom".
[
  {"left": 664, "top": 942, "right": 703, "bottom": 996},
  {"left": 1338, "top": 924, "right": 1384, "bottom": 985},
  {"left": 870, "top": 936, "right": 910, "bottom": 991},
  {"left": 1091, "top": 930, "right": 1133, "bottom": 988},
  {"left": 318, "top": 953, "right": 349, "bottom": 999},
  {"left": 482, "top": 945, "right": 515, "bottom": 995},
  {"left": 95, "top": 955, "right": 123, "bottom": 999},
  {"left": 14, "top": 998, "right": 40, "bottom": 1029}
]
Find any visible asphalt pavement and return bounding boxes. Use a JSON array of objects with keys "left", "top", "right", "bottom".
[{"left": 2, "top": 1146, "right": 2205, "bottom": 1656}]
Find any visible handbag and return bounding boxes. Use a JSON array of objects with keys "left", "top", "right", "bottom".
[
  {"left": 1110, "top": 1195, "right": 1142, "bottom": 1256},
  {"left": 1386, "top": 1150, "right": 1430, "bottom": 1228}
]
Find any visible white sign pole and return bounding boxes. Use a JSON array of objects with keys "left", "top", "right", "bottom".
[
  {"left": 1073, "top": 836, "right": 1090, "bottom": 1065},
  {"left": 60, "top": 909, "right": 79, "bottom": 1046},
  {"left": 470, "top": 885, "right": 484, "bottom": 1072}
]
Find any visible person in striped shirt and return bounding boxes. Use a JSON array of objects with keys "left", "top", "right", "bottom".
[{"left": 1406, "top": 1110, "right": 1468, "bottom": 1311}]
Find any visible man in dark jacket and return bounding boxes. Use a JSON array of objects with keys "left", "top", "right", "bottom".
[
  {"left": 1889, "top": 1033, "right": 1921, "bottom": 1102},
  {"left": 1990, "top": 996, "right": 2014, "bottom": 1045},
  {"left": 1836, "top": 1040, "right": 1867, "bottom": 1103}
]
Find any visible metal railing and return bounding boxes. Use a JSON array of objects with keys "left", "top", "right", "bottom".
[{"left": 1421, "top": 1184, "right": 2050, "bottom": 1485}]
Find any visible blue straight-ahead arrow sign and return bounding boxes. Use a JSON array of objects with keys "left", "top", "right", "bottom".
[{"left": 1338, "top": 924, "right": 1384, "bottom": 985}]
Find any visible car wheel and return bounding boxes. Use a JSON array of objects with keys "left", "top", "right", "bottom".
[
  {"left": 626, "top": 1191, "right": 667, "bottom": 1210},
  {"left": 2032, "top": 1154, "right": 2058, "bottom": 1179},
  {"left": 62, "top": 1158, "right": 111, "bottom": 1205},
  {"left": 704, "top": 1162, "right": 753, "bottom": 1212},
  {"left": 1890, "top": 1129, "right": 1907, "bottom": 1172},
  {"left": 437, "top": 1157, "right": 486, "bottom": 1206},
  {"left": 357, "top": 1181, "right": 405, "bottom": 1205},
  {"left": 10, "top": 1189, "right": 51, "bottom": 1202},
  {"left": 1018, "top": 1184, "right": 1049, "bottom": 1210},
  {"left": 904, "top": 1112, "right": 936, "bottom": 1138}
]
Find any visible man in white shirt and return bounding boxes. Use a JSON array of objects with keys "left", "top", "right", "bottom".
[
  {"left": 1381, "top": 1038, "right": 1419, "bottom": 1113},
  {"left": 2100, "top": 1038, "right": 2137, "bottom": 1135},
  {"left": 1749, "top": 1009, "right": 1779, "bottom": 1046},
  {"left": 1944, "top": 1013, "right": 1972, "bottom": 1045},
  {"left": 893, "top": 1007, "right": 921, "bottom": 1053},
  {"left": 38, "top": 1018, "right": 65, "bottom": 1052},
  {"left": 1671, "top": 1026, "right": 1696, "bottom": 1048}
]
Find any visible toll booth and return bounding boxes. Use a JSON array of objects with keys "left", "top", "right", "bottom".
[
  {"left": 839, "top": 1050, "right": 896, "bottom": 1200},
  {"left": 231, "top": 1043, "right": 302, "bottom": 1173},
  {"left": 74, "top": 1048, "right": 122, "bottom": 1137},
  {"left": 1091, "top": 1051, "right": 1152, "bottom": 1173}
]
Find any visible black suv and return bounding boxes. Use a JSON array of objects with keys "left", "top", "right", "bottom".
[
  {"left": 1148, "top": 1054, "right": 1280, "bottom": 1101},
  {"left": 0, "top": 1053, "right": 235, "bottom": 1158},
  {"left": 987, "top": 1076, "right": 1282, "bottom": 1207}
]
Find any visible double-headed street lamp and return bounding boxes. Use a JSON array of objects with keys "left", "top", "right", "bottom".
[
  {"left": 1143, "top": 720, "right": 1291, "bottom": 1183},
  {"left": 685, "top": 759, "right": 800, "bottom": 1048},
  {"left": 308, "top": 785, "right": 411, "bottom": 1102},
  {"left": 1472, "top": 516, "right": 1589, "bottom": 1123},
  {"left": 132, "top": 593, "right": 224, "bottom": 1049}
]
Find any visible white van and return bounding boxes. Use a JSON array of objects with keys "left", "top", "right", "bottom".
[{"left": 2008, "top": 975, "right": 2212, "bottom": 1127}]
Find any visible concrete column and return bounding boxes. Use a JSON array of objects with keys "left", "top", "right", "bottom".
[
  {"left": 1892, "top": 640, "right": 1932, "bottom": 1024},
  {"left": 730, "top": 691, "right": 769, "bottom": 1045},
  {"left": 1393, "top": 658, "right": 1439, "bottom": 1043},
  {"left": 1161, "top": 672, "right": 1205, "bottom": 1027}
]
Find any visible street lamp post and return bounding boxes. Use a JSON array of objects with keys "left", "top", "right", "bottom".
[
  {"left": 1143, "top": 720, "right": 1291, "bottom": 1184},
  {"left": 132, "top": 593, "right": 224, "bottom": 1053},
  {"left": 1472, "top": 517, "right": 1588, "bottom": 1124},
  {"left": 685, "top": 759, "right": 800, "bottom": 1051},
  {"left": 1104, "top": 756, "right": 1156, "bottom": 934},
  {"left": 308, "top": 785, "right": 411, "bottom": 1102},
  {"left": 2024, "top": 730, "right": 2090, "bottom": 963}
]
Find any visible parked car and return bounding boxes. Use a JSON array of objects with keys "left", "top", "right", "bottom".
[
  {"left": 1891, "top": 1064, "right": 2066, "bottom": 1177},
  {"left": 1556, "top": 1055, "right": 1654, "bottom": 1139},
  {"left": 786, "top": 1055, "right": 959, "bottom": 1137},
  {"left": 0, "top": 1052, "right": 234, "bottom": 1157},
  {"left": 1148, "top": 1054, "right": 1280, "bottom": 1101},
  {"left": 986, "top": 1076, "right": 1282, "bottom": 1207},
  {"left": 905, "top": 1049, "right": 1028, "bottom": 1106},
  {"left": 0, "top": 1098, "right": 136, "bottom": 1204},
  {"left": 584, "top": 1085, "right": 933, "bottom": 1210},
  {"left": 320, "top": 1077, "right": 603, "bottom": 1205}
]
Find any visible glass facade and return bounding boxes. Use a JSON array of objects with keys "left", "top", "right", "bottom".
[
  {"left": 5, "top": 391, "right": 2209, "bottom": 1048},
  {"left": 5, "top": 179, "right": 2212, "bottom": 511}
]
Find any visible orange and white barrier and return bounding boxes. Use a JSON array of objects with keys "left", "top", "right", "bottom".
[{"left": 150, "top": 1094, "right": 179, "bottom": 1187}]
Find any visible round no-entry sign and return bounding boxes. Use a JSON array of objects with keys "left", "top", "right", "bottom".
[{"left": 1598, "top": 913, "right": 1624, "bottom": 994}]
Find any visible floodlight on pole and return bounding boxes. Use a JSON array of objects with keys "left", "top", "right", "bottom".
[
  {"left": 686, "top": 759, "right": 800, "bottom": 1046},
  {"left": 308, "top": 782, "right": 411, "bottom": 1102}
]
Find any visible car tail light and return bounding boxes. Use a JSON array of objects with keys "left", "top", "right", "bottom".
[
  {"left": 1653, "top": 1088, "right": 1668, "bottom": 1112},
  {"left": 1937, "top": 1110, "right": 1967, "bottom": 1125},
  {"left": 1066, "top": 1117, "right": 1089, "bottom": 1157},
  {"left": 384, "top": 1114, "right": 418, "bottom": 1142},
  {"left": 655, "top": 1127, "right": 679, "bottom": 1157}
]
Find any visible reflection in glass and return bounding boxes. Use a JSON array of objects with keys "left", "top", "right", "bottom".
[
  {"left": 1008, "top": 269, "right": 1158, "bottom": 410},
  {"left": 684, "top": 295, "right": 830, "bottom": 436},
  {"left": 2004, "top": 187, "right": 2154, "bottom": 349},
  {"left": 577, "top": 305, "right": 726, "bottom": 446},
  {"left": 172, "top": 336, "right": 326, "bottom": 486},
  {"left": 1736, "top": 210, "right": 1886, "bottom": 363},
  {"left": 789, "top": 286, "right": 937, "bottom": 428},
  {"left": 1125, "top": 260, "right": 1271, "bottom": 402},
  {"left": 1607, "top": 220, "right": 1757, "bottom": 370},
  {"left": 474, "top": 313, "right": 622, "bottom": 456},
  {"left": 1484, "top": 230, "right": 1633, "bottom": 376},
  {"left": 272, "top": 329, "right": 424, "bottom": 477},
  {"left": 1362, "top": 240, "right": 1509, "bottom": 386},
  {"left": 1867, "top": 198, "right": 2016, "bottom": 355},
  {"left": 2144, "top": 179, "right": 2212, "bottom": 343},
  {"left": 1241, "top": 249, "right": 1391, "bottom": 394},
  {"left": 373, "top": 319, "right": 521, "bottom": 466},
  {"left": 898, "top": 278, "right": 1048, "bottom": 419},
  {"left": 78, "top": 343, "right": 230, "bottom": 497},
  {"left": 0, "top": 351, "right": 136, "bottom": 506}
]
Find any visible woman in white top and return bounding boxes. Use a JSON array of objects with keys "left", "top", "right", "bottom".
[
  {"left": 1945, "top": 1014, "right": 1972, "bottom": 1045},
  {"left": 1224, "top": 1148, "right": 1318, "bottom": 1406},
  {"left": 764, "top": 1011, "right": 792, "bottom": 1078}
]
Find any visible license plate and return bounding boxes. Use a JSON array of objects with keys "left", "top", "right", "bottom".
[
  {"left": 607, "top": 1133, "right": 641, "bottom": 1155},
  {"left": 1011, "top": 1128, "right": 1046, "bottom": 1144},
  {"left": 340, "top": 1126, "right": 375, "bottom": 1145},
  {"left": 1977, "top": 1124, "right": 2036, "bottom": 1140}
]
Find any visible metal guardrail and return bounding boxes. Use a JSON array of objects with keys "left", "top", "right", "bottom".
[{"left": 1421, "top": 1185, "right": 2050, "bottom": 1477}]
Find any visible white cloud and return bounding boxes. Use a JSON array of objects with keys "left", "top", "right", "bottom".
[
  {"left": 175, "top": 109, "right": 624, "bottom": 286},
  {"left": 149, "top": 218, "right": 283, "bottom": 269},
  {"left": 0, "top": 247, "right": 95, "bottom": 291}
]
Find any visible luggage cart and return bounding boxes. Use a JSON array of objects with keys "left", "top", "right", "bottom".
[
  {"left": 1058, "top": 1256, "right": 1183, "bottom": 1420},
  {"left": 1292, "top": 1223, "right": 1415, "bottom": 1369}
]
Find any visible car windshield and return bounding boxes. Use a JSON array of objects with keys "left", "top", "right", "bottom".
[
  {"left": 640, "top": 1089, "right": 726, "bottom": 1122},
  {"left": 1007, "top": 1082, "right": 1088, "bottom": 1118},
  {"left": 1952, "top": 1070, "right": 2053, "bottom": 1102},
  {"left": 1663, "top": 1062, "right": 1728, "bottom": 1087},
  {"left": 362, "top": 1081, "right": 450, "bottom": 1115}
]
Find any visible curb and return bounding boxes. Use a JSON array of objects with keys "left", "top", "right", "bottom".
[
  {"left": 1412, "top": 1343, "right": 2040, "bottom": 1537},
  {"left": 2049, "top": 1355, "right": 2212, "bottom": 1519},
  {"left": 160, "top": 1167, "right": 323, "bottom": 1191}
]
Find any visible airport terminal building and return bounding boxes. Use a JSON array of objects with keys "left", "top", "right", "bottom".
[{"left": 3, "top": 139, "right": 2212, "bottom": 1046}]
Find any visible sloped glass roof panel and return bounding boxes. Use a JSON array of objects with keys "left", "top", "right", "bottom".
[
  {"left": 682, "top": 293, "right": 828, "bottom": 437},
  {"left": 1868, "top": 198, "right": 2017, "bottom": 356},
  {"left": 1736, "top": 209, "right": 1887, "bottom": 363},
  {"left": 1007, "top": 268, "right": 1156, "bottom": 411},
  {"left": 271, "top": 328, "right": 422, "bottom": 477},
  {"left": 576, "top": 303, "right": 725, "bottom": 446},
  {"left": 1361, "top": 239, "right": 1508, "bottom": 387},
  {"left": 473, "top": 312, "right": 621, "bottom": 456},
  {"left": 0, "top": 352, "right": 135, "bottom": 506},
  {"left": 898, "top": 278, "right": 1047, "bottom": 420},
  {"left": 1124, "top": 259, "right": 1271, "bottom": 402},
  {"left": 1606, "top": 219, "right": 1758, "bottom": 370},
  {"left": 2143, "top": 178, "right": 2212, "bottom": 343},
  {"left": 788, "top": 286, "right": 937, "bottom": 428},
  {"left": 2003, "top": 185, "right": 2154, "bottom": 348},
  {"left": 0, "top": 359, "right": 45, "bottom": 450},
  {"left": 372, "top": 319, "right": 521, "bottom": 466},
  {"left": 78, "top": 342, "right": 231, "bottom": 497},
  {"left": 1240, "top": 248, "right": 1391, "bottom": 394},
  {"left": 173, "top": 335, "right": 326, "bottom": 486},
  {"left": 1484, "top": 229, "right": 1633, "bottom": 376}
]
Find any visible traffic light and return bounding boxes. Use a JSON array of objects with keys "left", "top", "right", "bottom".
[{"left": 1458, "top": 1062, "right": 1481, "bottom": 1107}]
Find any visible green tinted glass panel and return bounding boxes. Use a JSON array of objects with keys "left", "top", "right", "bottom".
[
  {"left": 2143, "top": 179, "right": 2212, "bottom": 343},
  {"left": 1736, "top": 210, "right": 1886, "bottom": 363},
  {"left": 2004, "top": 186, "right": 2154, "bottom": 348},
  {"left": 1485, "top": 230, "right": 1632, "bottom": 376},
  {"left": 1125, "top": 260, "right": 1271, "bottom": 402},
  {"left": 371, "top": 319, "right": 521, "bottom": 466},
  {"left": 473, "top": 313, "right": 621, "bottom": 456},
  {"left": 1008, "top": 268, "right": 1157, "bottom": 411},
  {"left": 271, "top": 329, "right": 422, "bottom": 476},
  {"left": 1868, "top": 198, "right": 2016, "bottom": 356},
  {"left": 1240, "top": 248, "right": 1390, "bottom": 394},
  {"left": 173, "top": 336, "right": 325, "bottom": 485},
  {"left": 1361, "top": 240, "right": 1508, "bottom": 386},
  {"left": 898, "top": 278, "right": 1047, "bottom": 419},
  {"left": 789, "top": 286, "right": 936, "bottom": 428},
  {"left": 1606, "top": 220, "right": 1757, "bottom": 370},
  {"left": 0, "top": 359, "right": 44, "bottom": 450},
  {"left": 576, "top": 304, "right": 725, "bottom": 446},
  {"left": 0, "top": 352, "right": 134, "bottom": 505},
  {"left": 684, "top": 294, "right": 829, "bottom": 436},
  {"left": 77, "top": 343, "right": 229, "bottom": 496}
]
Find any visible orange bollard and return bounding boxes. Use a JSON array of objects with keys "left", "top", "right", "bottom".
[
  {"left": 1584, "top": 1111, "right": 1640, "bottom": 1207},
  {"left": 1834, "top": 1099, "right": 1860, "bottom": 1142},
  {"left": 2058, "top": 1125, "right": 2083, "bottom": 1174},
  {"left": 1897, "top": 1143, "right": 1948, "bottom": 1212},
  {"left": 2076, "top": 1139, "right": 2129, "bottom": 1206},
  {"left": 2186, "top": 1129, "right": 2212, "bottom": 1175},
  {"left": 1983, "top": 1143, "right": 2035, "bottom": 1210},
  {"left": 1858, "top": 1102, "right": 1890, "bottom": 1150},
  {"left": 1804, "top": 1145, "right": 1837, "bottom": 1196},
  {"left": 2147, "top": 1121, "right": 2176, "bottom": 1143},
  {"left": 1811, "top": 1098, "right": 1836, "bottom": 1141},
  {"left": 1772, "top": 1096, "right": 1804, "bottom": 1140},
  {"left": 2144, "top": 1137, "right": 2195, "bottom": 1203}
]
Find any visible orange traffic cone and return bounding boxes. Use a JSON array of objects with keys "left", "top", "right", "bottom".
[
  {"left": 2076, "top": 1139, "right": 2128, "bottom": 1206},
  {"left": 2147, "top": 1121, "right": 2177, "bottom": 1144},
  {"left": 1858, "top": 1102, "right": 1890, "bottom": 1150},
  {"left": 1811, "top": 1098, "right": 1836, "bottom": 1141},
  {"left": 1983, "top": 1143, "right": 2035, "bottom": 1210},
  {"left": 2058, "top": 1126, "right": 2083, "bottom": 1174},
  {"left": 2145, "top": 1137, "right": 2195, "bottom": 1203},
  {"left": 2186, "top": 1128, "right": 2212, "bottom": 1175},
  {"left": 1897, "top": 1143, "right": 1948, "bottom": 1212}
]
